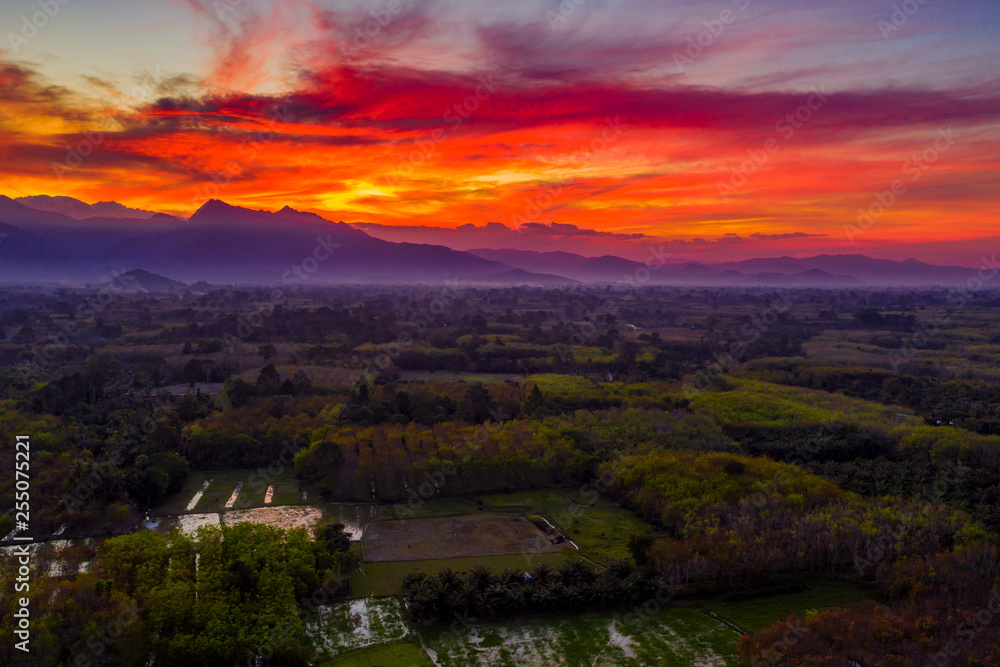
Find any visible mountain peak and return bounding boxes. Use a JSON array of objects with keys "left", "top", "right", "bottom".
[{"left": 194, "top": 199, "right": 237, "bottom": 215}]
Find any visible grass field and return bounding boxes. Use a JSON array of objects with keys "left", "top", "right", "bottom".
[
  {"left": 705, "top": 578, "right": 877, "bottom": 632},
  {"left": 476, "top": 489, "right": 572, "bottom": 508},
  {"left": 318, "top": 642, "right": 434, "bottom": 667},
  {"left": 362, "top": 514, "right": 567, "bottom": 562},
  {"left": 389, "top": 496, "right": 482, "bottom": 518},
  {"left": 202, "top": 473, "right": 246, "bottom": 509},
  {"left": 351, "top": 552, "right": 571, "bottom": 597},
  {"left": 153, "top": 468, "right": 315, "bottom": 515},
  {"left": 469, "top": 488, "right": 657, "bottom": 564},
  {"left": 421, "top": 607, "right": 740, "bottom": 666},
  {"left": 545, "top": 506, "right": 656, "bottom": 563},
  {"left": 308, "top": 597, "right": 411, "bottom": 661}
]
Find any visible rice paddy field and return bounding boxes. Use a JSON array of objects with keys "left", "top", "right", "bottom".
[
  {"left": 420, "top": 607, "right": 741, "bottom": 667},
  {"left": 307, "top": 597, "right": 743, "bottom": 666},
  {"left": 308, "top": 597, "right": 412, "bottom": 660}
]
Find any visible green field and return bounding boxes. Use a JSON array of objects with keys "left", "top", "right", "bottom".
[
  {"left": 153, "top": 468, "right": 312, "bottom": 515},
  {"left": 706, "top": 578, "right": 876, "bottom": 632},
  {"left": 201, "top": 473, "right": 246, "bottom": 509},
  {"left": 476, "top": 489, "right": 574, "bottom": 508},
  {"left": 308, "top": 597, "right": 412, "bottom": 661},
  {"left": 465, "top": 488, "right": 659, "bottom": 563},
  {"left": 319, "top": 642, "right": 435, "bottom": 667},
  {"left": 546, "top": 506, "right": 657, "bottom": 563},
  {"left": 388, "top": 496, "right": 483, "bottom": 518},
  {"left": 421, "top": 606, "right": 740, "bottom": 666},
  {"left": 351, "top": 552, "right": 571, "bottom": 597}
]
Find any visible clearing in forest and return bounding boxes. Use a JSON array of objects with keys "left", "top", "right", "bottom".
[
  {"left": 307, "top": 597, "right": 411, "bottom": 660},
  {"left": 362, "top": 513, "right": 568, "bottom": 562}
]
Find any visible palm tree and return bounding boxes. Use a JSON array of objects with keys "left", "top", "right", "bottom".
[
  {"left": 558, "top": 559, "right": 590, "bottom": 587},
  {"left": 531, "top": 562, "right": 554, "bottom": 585},
  {"left": 496, "top": 568, "right": 521, "bottom": 589},
  {"left": 532, "top": 584, "right": 559, "bottom": 610},
  {"left": 467, "top": 565, "right": 495, "bottom": 592},
  {"left": 437, "top": 567, "right": 463, "bottom": 591},
  {"left": 590, "top": 574, "right": 620, "bottom": 606},
  {"left": 402, "top": 571, "right": 428, "bottom": 592}
]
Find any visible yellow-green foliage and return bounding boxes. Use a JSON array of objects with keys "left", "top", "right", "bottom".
[
  {"left": 0, "top": 400, "right": 63, "bottom": 449},
  {"left": 525, "top": 374, "right": 680, "bottom": 408},
  {"left": 900, "top": 425, "right": 1000, "bottom": 465},
  {"left": 527, "top": 373, "right": 600, "bottom": 399},
  {"left": 691, "top": 379, "right": 900, "bottom": 429},
  {"left": 455, "top": 334, "right": 525, "bottom": 346},
  {"left": 605, "top": 450, "right": 847, "bottom": 519},
  {"left": 560, "top": 409, "right": 736, "bottom": 453}
]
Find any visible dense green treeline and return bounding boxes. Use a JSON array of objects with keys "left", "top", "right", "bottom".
[{"left": 0, "top": 522, "right": 354, "bottom": 666}]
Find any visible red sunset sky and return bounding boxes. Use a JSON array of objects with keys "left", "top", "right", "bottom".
[{"left": 0, "top": 0, "right": 998, "bottom": 264}]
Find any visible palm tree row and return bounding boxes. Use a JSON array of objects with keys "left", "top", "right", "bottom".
[{"left": 401, "top": 558, "right": 667, "bottom": 622}]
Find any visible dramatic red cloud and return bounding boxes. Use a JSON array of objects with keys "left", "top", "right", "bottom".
[{"left": 1, "top": 0, "right": 998, "bottom": 263}]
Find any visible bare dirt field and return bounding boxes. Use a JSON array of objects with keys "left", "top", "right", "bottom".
[{"left": 362, "top": 513, "right": 567, "bottom": 562}]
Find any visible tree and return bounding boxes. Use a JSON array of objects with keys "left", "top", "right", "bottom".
[
  {"left": 221, "top": 378, "right": 256, "bottom": 409},
  {"left": 627, "top": 534, "right": 655, "bottom": 566},
  {"left": 317, "top": 523, "right": 351, "bottom": 554},
  {"left": 522, "top": 384, "right": 545, "bottom": 416},
  {"left": 256, "top": 363, "right": 280, "bottom": 390},
  {"left": 461, "top": 382, "right": 493, "bottom": 423},
  {"left": 258, "top": 343, "right": 276, "bottom": 361},
  {"left": 182, "top": 359, "right": 203, "bottom": 388},
  {"left": 293, "top": 369, "right": 311, "bottom": 392}
]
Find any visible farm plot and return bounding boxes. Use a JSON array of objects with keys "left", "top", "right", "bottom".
[
  {"left": 307, "top": 597, "right": 411, "bottom": 660},
  {"left": 222, "top": 505, "right": 324, "bottom": 532},
  {"left": 362, "top": 514, "right": 569, "bottom": 562},
  {"left": 154, "top": 469, "right": 312, "bottom": 515},
  {"left": 421, "top": 607, "right": 740, "bottom": 667},
  {"left": 326, "top": 504, "right": 382, "bottom": 541}
]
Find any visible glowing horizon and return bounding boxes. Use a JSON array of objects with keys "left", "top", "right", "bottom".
[{"left": 1, "top": 0, "right": 998, "bottom": 264}]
